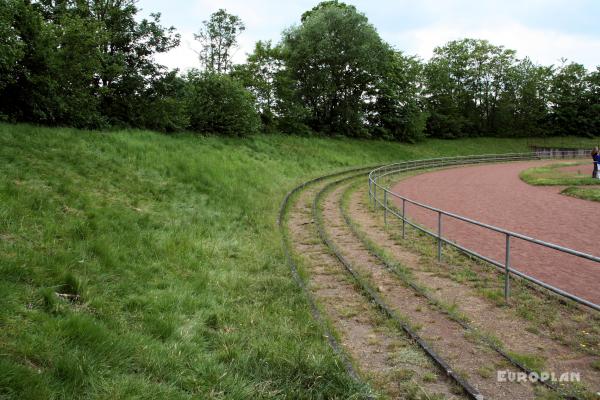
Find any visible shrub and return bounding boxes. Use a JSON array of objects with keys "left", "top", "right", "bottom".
[{"left": 186, "top": 71, "right": 260, "bottom": 136}]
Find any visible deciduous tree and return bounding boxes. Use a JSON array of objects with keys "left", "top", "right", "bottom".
[
  {"left": 194, "top": 9, "right": 245, "bottom": 74},
  {"left": 281, "top": 1, "right": 389, "bottom": 136},
  {"left": 231, "top": 40, "right": 282, "bottom": 129}
]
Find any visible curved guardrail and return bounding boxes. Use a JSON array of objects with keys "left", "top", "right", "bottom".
[
  {"left": 278, "top": 165, "right": 381, "bottom": 398},
  {"left": 368, "top": 151, "right": 600, "bottom": 312},
  {"left": 314, "top": 175, "right": 484, "bottom": 400}
]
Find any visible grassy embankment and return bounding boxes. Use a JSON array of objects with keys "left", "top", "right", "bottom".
[
  {"left": 520, "top": 161, "right": 600, "bottom": 202},
  {"left": 1, "top": 122, "right": 599, "bottom": 399},
  {"left": 528, "top": 137, "right": 600, "bottom": 149}
]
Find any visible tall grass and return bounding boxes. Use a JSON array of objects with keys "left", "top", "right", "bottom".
[{"left": 0, "top": 123, "right": 576, "bottom": 399}]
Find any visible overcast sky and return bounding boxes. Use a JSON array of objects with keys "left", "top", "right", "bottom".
[{"left": 137, "top": 0, "right": 600, "bottom": 72}]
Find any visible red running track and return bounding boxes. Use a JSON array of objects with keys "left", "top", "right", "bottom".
[{"left": 390, "top": 160, "right": 600, "bottom": 306}]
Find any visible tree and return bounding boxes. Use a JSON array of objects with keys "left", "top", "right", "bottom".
[
  {"left": 186, "top": 71, "right": 260, "bottom": 136},
  {"left": 0, "top": 0, "right": 24, "bottom": 95},
  {"left": 500, "top": 58, "right": 553, "bottom": 137},
  {"left": 0, "top": 1, "right": 61, "bottom": 124},
  {"left": 48, "top": 5, "right": 106, "bottom": 127},
  {"left": 424, "top": 39, "right": 518, "bottom": 137},
  {"left": 368, "top": 51, "right": 427, "bottom": 142},
  {"left": 132, "top": 71, "right": 189, "bottom": 133},
  {"left": 423, "top": 55, "right": 467, "bottom": 138},
  {"left": 584, "top": 67, "right": 600, "bottom": 136},
  {"left": 550, "top": 61, "right": 592, "bottom": 136},
  {"left": 281, "top": 1, "right": 389, "bottom": 136},
  {"left": 0, "top": 0, "right": 180, "bottom": 130},
  {"left": 194, "top": 9, "right": 245, "bottom": 74},
  {"left": 231, "top": 40, "right": 282, "bottom": 129},
  {"left": 87, "top": 2, "right": 180, "bottom": 127}
]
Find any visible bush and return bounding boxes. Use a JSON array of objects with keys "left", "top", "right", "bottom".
[
  {"left": 186, "top": 71, "right": 260, "bottom": 136},
  {"left": 137, "top": 72, "right": 189, "bottom": 133}
]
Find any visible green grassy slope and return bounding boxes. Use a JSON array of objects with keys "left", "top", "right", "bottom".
[{"left": 0, "top": 123, "right": 590, "bottom": 399}]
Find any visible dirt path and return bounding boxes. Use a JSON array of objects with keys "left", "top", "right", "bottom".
[
  {"left": 320, "top": 183, "right": 540, "bottom": 399},
  {"left": 346, "top": 181, "right": 600, "bottom": 395},
  {"left": 390, "top": 160, "right": 600, "bottom": 305},
  {"left": 286, "top": 179, "right": 462, "bottom": 399}
]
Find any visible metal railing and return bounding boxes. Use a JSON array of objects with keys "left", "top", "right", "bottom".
[
  {"left": 368, "top": 151, "right": 600, "bottom": 312},
  {"left": 530, "top": 147, "right": 593, "bottom": 159}
]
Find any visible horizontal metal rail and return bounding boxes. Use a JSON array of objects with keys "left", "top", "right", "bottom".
[
  {"left": 278, "top": 165, "right": 381, "bottom": 397},
  {"left": 315, "top": 176, "right": 483, "bottom": 400},
  {"left": 368, "top": 151, "right": 600, "bottom": 312},
  {"left": 339, "top": 182, "right": 579, "bottom": 399}
]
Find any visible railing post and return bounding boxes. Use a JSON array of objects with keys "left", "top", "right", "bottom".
[
  {"left": 365, "top": 155, "right": 600, "bottom": 312},
  {"left": 437, "top": 212, "right": 443, "bottom": 262},
  {"left": 504, "top": 234, "right": 511, "bottom": 302},
  {"left": 383, "top": 190, "right": 388, "bottom": 227},
  {"left": 374, "top": 183, "right": 377, "bottom": 210},
  {"left": 368, "top": 178, "right": 373, "bottom": 209},
  {"left": 402, "top": 199, "right": 406, "bottom": 239}
]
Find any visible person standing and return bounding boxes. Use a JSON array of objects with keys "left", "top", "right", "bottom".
[{"left": 593, "top": 147, "right": 600, "bottom": 178}]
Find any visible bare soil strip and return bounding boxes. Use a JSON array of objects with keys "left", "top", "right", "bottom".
[
  {"left": 318, "top": 181, "right": 547, "bottom": 400},
  {"left": 344, "top": 180, "right": 600, "bottom": 398},
  {"left": 286, "top": 178, "right": 465, "bottom": 399}
]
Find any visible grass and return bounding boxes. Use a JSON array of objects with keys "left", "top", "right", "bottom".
[
  {"left": 476, "top": 365, "right": 494, "bottom": 379},
  {"left": 519, "top": 161, "right": 598, "bottom": 186},
  {"left": 505, "top": 352, "right": 546, "bottom": 373},
  {"left": 352, "top": 165, "right": 600, "bottom": 399},
  {"left": 519, "top": 161, "right": 600, "bottom": 202},
  {"left": 0, "top": 122, "right": 577, "bottom": 399},
  {"left": 561, "top": 186, "right": 600, "bottom": 202},
  {"left": 339, "top": 181, "right": 474, "bottom": 328},
  {"left": 360, "top": 172, "right": 600, "bottom": 359},
  {"left": 526, "top": 137, "right": 600, "bottom": 149}
]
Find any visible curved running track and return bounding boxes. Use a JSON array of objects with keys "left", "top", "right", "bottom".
[{"left": 391, "top": 160, "right": 600, "bottom": 306}]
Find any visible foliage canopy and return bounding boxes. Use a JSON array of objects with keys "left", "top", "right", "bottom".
[{"left": 0, "top": 1, "right": 598, "bottom": 139}]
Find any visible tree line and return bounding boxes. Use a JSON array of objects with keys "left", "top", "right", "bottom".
[{"left": 1, "top": 0, "right": 598, "bottom": 140}]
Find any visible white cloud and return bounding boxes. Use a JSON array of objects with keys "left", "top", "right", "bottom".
[
  {"left": 151, "top": 0, "right": 310, "bottom": 72},
  {"left": 154, "top": 31, "right": 199, "bottom": 71},
  {"left": 148, "top": 0, "right": 600, "bottom": 71},
  {"left": 386, "top": 22, "right": 600, "bottom": 67},
  {"left": 154, "top": 30, "right": 268, "bottom": 72}
]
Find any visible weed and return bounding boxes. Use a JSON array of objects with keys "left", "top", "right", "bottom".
[
  {"left": 477, "top": 365, "right": 495, "bottom": 379},
  {"left": 506, "top": 351, "right": 546, "bottom": 372},
  {"left": 393, "top": 368, "right": 415, "bottom": 381},
  {"left": 421, "top": 371, "right": 437, "bottom": 382},
  {"left": 525, "top": 325, "right": 540, "bottom": 335},
  {"left": 481, "top": 288, "right": 505, "bottom": 305}
]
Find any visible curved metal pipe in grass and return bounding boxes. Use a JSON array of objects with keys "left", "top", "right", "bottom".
[
  {"left": 339, "top": 180, "right": 582, "bottom": 400},
  {"left": 312, "top": 175, "right": 484, "bottom": 400},
  {"left": 277, "top": 165, "right": 377, "bottom": 397}
]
